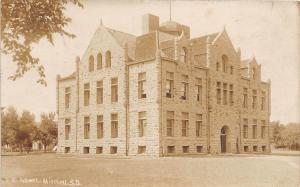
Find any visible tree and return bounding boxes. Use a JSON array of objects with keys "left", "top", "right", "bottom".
[
  {"left": 1, "top": 0, "right": 83, "bottom": 86},
  {"left": 17, "top": 110, "right": 36, "bottom": 152},
  {"left": 1, "top": 106, "right": 19, "bottom": 150},
  {"left": 37, "top": 112, "right": 57, "bottom": 152}
]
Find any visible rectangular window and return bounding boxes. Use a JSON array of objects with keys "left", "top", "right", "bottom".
[
  {"left": 261, "top": 91, "right": 266, "bottom": 110},
  {"left": 252, "top": 90, "right": 257, "bottom": 109},
  {"left": 138, "top": 112, "right": 146, "bottom": 137},
  {"left": 229, "top": 84, "right": 234, "bottom": 106},
  {"left": 253, "top": 146, "right": 258, "bottom": 152},
  {"left": 196, "top": 114, "right": 203, "bottom": 137},
  {"left": 65, "top": 87, "right": 71, "bottom": 108},
  {"left": 262, "top": 146, "right": 266, "bottom": 152},
  {"left": 110, "top": 146, "right": 117, "bottom": 154},
  {"left": 196, "top": 146, "right": 203, "bottom": 153},
  {"left": 196, "top": 78, "right": 202, "bottom": 103},
  {"left": 217, "top": 82, "right": 221, "bottom": 104},
  {"left": 111, "top": 113, "right": 118, "bottom": 138},
  {"left": 84, "top": 117, "right": 90, "bottom": 139},
  {"left": 111, "top": 78, "right": 118, "bottom": 103},
  {"left": 166, "top": 72, "right": 174, "bottom": 98},
  {"left": 230, "top": 66, "right": 234, "bottom": 75},
  {"left": 84, "top": 83, "right": 90, "bottom": 106},
  {"left": 96, "top": 147, "right": 103, "bottom": 154},
  {"left": 65, "top": 119, "right": 71, "bottom": 140},
  {"left": 182, "top": 146, "right": 189, "bottom": 153},
  {"left": 97, "top": 115, "right": 103, "bottom": 139},
  {"left": 138, "top": 72, "right": 147, "bottom": 99},
  {"left": 96, "top": 81, "right": 103, "bottom": 104},
  {"left": 244, "top": 146, "right": 249, "bottom": 152},
  {"left": 243, "top": 118, "right": 248, "bottom": 139},
  {"left": 181, "top": 75, "right": 188, "bottom": 100},
  {"left": 243, "top": 88, "right": 248, "bottom": 108},
  {"left": 138, "top": 146, "right": 146, "bottom": 154},
  {"left": 223, "top": 83, "right": 228, "bottom": 105},
  {"left": 167, "top": 111, "right": 174, "bottom": 137},
  {"left": 181, "top": 112, "right": 189, "bottom": 136},
  {"left": 261, "top": 120, "right": 266, "bottom": 139},
  {"left": 83, "top": 147, "right": 89, "bottom": 154},
  {"left": 252, "top": 119, "right": 257, "bottom": 139},
  {"left": 167, "top": 146, "right": 175, "bottom": 153},
  {"left": 65, "top": 147, "right": 70, "bottom": 153}
]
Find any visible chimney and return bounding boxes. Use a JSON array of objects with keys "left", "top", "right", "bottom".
[{"left": 142, "top": 14, "right": 159, "bottom": 34}]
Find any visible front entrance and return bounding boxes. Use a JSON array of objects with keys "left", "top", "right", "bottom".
[{"left": 220, "top": 126, "right": 229, "bottom": 153}]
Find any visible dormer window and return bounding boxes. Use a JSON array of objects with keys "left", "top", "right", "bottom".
[
  {"left": 106, "top": 51, "right": 111, "bottom": 68},
  {"left": 89, "top": 55, "right": 94, "bottom": 72},
  {"left": 181, "top": 47, "right": 188, "bottom": 63},
  {"left": 97, "top": 53, "right": 102, "bottom": 70},
  {"left": 222, "top": 55, "right": 228, "bottom": 73}
]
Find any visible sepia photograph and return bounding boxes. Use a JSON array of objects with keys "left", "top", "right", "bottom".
[{"left": 1, "top": 0, "right": 299, "bottom": 186}]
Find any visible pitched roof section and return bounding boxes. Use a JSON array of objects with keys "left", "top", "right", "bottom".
[
  {"left": 105, "top": 27, "right": 136, "bottom": 47},
  {"left": 191, "top": 32, "right": 219, "bottom": 44}
]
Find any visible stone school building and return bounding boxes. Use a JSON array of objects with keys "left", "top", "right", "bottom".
[{"left": 56, "top": 14, "right": 271, "bottom": 156}]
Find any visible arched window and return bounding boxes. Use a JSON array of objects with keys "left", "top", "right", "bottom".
[
  {"left": 97, "top": 53, "right": 102, "bottom": 70},
  {"left": 106, "top": 51, "right": 111, "bottom": 68},
  {"left": 222, "top": 55, "right": 228, "bottom": 73},
  {"left": 89, "top": 55, "right": 94, "bottom": 72},
  {"left": 180, "top": 47, "right": 188, "bottom": 63},
  {"left": 216, "top": 62, "right": 220, "bottom": 71},
  {"left": 252, "top": 68, "right": 256, "bottom": 80}
]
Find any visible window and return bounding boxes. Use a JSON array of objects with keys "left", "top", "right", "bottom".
[
  {"left": 230, "top": 66, "right": 234, "bottom": 75},
  {"left": 96, "top": 81, "right": 103, "bottom": 104},
  {"left": 196, "top": 114, "right": 203, "bottom": 137},
  {"left": 223, "top": 83, "right": 228, "bottom": 105},
  {"left": 138, "top": 73, "right": 147, "bottom": 99},
  {"left": 83, "top": 147, "right": 89, "bottom": 154},
  {"left": 262, "top": 146, "right": 266, "bottom": 152},
  {"left": 243, "top": 118, "right": 248, "bottom": 139},
  {"left": 181, "top": 47, "right": 188, "bottom": 63},
  {"left": 111, "top": 78, "right": 118, "bottom": 103},
  {"left": 89, "top": 55, "right": 94, "bottom": 72},
  {"left": 196, "top": 146, "right": 203, "bottom": 153},
  {"left": 261, "top": 120, "right": 266, "bottom": 139},
  {"left": 167, "top": 111, "right": 174, "bottom": 137},
  {"left": 166, "top": 72, "right": 174, "bottom": 98},
  {"left": 252, "top": 119, "right": 257, "bottom": 139},
  {"left": 229, "top": 84, "right": 233, "bottom": 106},
  {"left": 65, "top": 147, "right": 70, "bottom": 153},
  {"left": 138, "top": 112, "right": 146, "bottom": 137},
  {"left": 182, "top": 112, "right": 189, "bottom": 136},
  {"left": 106, "top": 51, "right": 111, "bottom": 67},
  {"left": 111, "top": 113, "right": 118, "bottom": 138},
  {"left": 96, "top": 147, "right": 103, "bottom": 154},
  {"left": 138, "top": 146, "right": 146, "bottom": 154},
  {"left": 243, "top": 88, "right": 248, "bottom": 108},
  {"left": 167, "top": 146, "right": 175, "bottom": 153},
  {"left": 65, "top": 87, "right": 71, "bottom": 108},
  {"left": 182, "top": 146, "right": 189, "bottom": 153},
  {"left": 253, "top": 146, "right": 258, "bottom": 152},
  {"left": 97, "top": 115, "right": 103, "bottom": 139},
  {"left": 65, "top": 119, "right": 71, "bottom": 140},
  {"left": 196, "top": 78, "right": 202, "bottom": 103},
  {"left": 252, "top": 90, "right": 257, "bottom": 109},
  {"left": 97, "top": 53, "right": 102, "bottom": 70},
  {"left": 261, "top": 91, "right": 266, "bottom": 110},
  {"left": 252, "top": 68, "right": 256, "bottom": 80},
  {"left": 244, "top": 146, "right": 249, "bottom": 152},
  {"left": 216, "top": 62, "right": 220, "bottom": 71},
  {"left": 84, "top": 83, "right": 90, "bottom": 106},
  {"left": 181, "top": 75, "right": 188, "bottom": 100},
  {"left": 217, "top": 82, "right": 221, "bottom": 104},
  {"left": 110, "top": 146, "right": 117, "bottom": 154},
  {"left": 84, "top": 116, "right": 90, "bottom": 139},
  {"left": 222, "top": 55, "right": 228, "bottom": 73}
]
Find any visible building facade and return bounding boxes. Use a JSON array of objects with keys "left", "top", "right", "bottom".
[{"left": 56, "top": 14, "right": 271, "bottom": 156}]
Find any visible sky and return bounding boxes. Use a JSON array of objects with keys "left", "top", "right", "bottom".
[{"left": 1, "top": 1, "right": 299, "bottom": 124}]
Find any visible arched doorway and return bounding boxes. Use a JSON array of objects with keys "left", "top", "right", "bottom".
[{"left": 220, "top": 126, "right": 229, "bottom": 153}]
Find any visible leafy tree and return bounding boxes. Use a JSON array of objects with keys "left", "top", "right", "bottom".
[
  {"left": 1, "top": 106, "right": 19, "bottom": 150},
  {"left": 1, "top": 0, "right": 83, "bottom": 85},
  {"left": 37, "top": 112, "right": 57, "bottom": 152}
]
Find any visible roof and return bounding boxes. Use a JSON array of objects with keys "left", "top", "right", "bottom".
[
  {"left": 241, "top": 59, "right": 250, "bottom": 68},
  {"left": 58, "top": 72, "right": 76, "bottom": 81},
  {"left": 105, "top": 27, "right": 136, "bottom": 47},
  {"left": 191, "top": 32, "right": 219, "bottom": 43}
]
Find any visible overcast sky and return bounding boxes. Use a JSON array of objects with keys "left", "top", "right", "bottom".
[{"left": 1, "top": 1, "right": 299, "bottom": 124}]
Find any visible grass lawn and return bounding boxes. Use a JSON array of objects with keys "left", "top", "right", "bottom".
[{"left": 1, "top": 153, "right": 299, "bottom": 187}]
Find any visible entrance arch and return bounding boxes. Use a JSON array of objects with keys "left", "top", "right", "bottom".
[{"left": 220, "top": 126, "right": 229, "bottom": 153}]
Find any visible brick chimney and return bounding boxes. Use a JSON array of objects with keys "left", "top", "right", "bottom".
[{"left": 142, "top": 14, "right": 159, "bottom": 34}]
